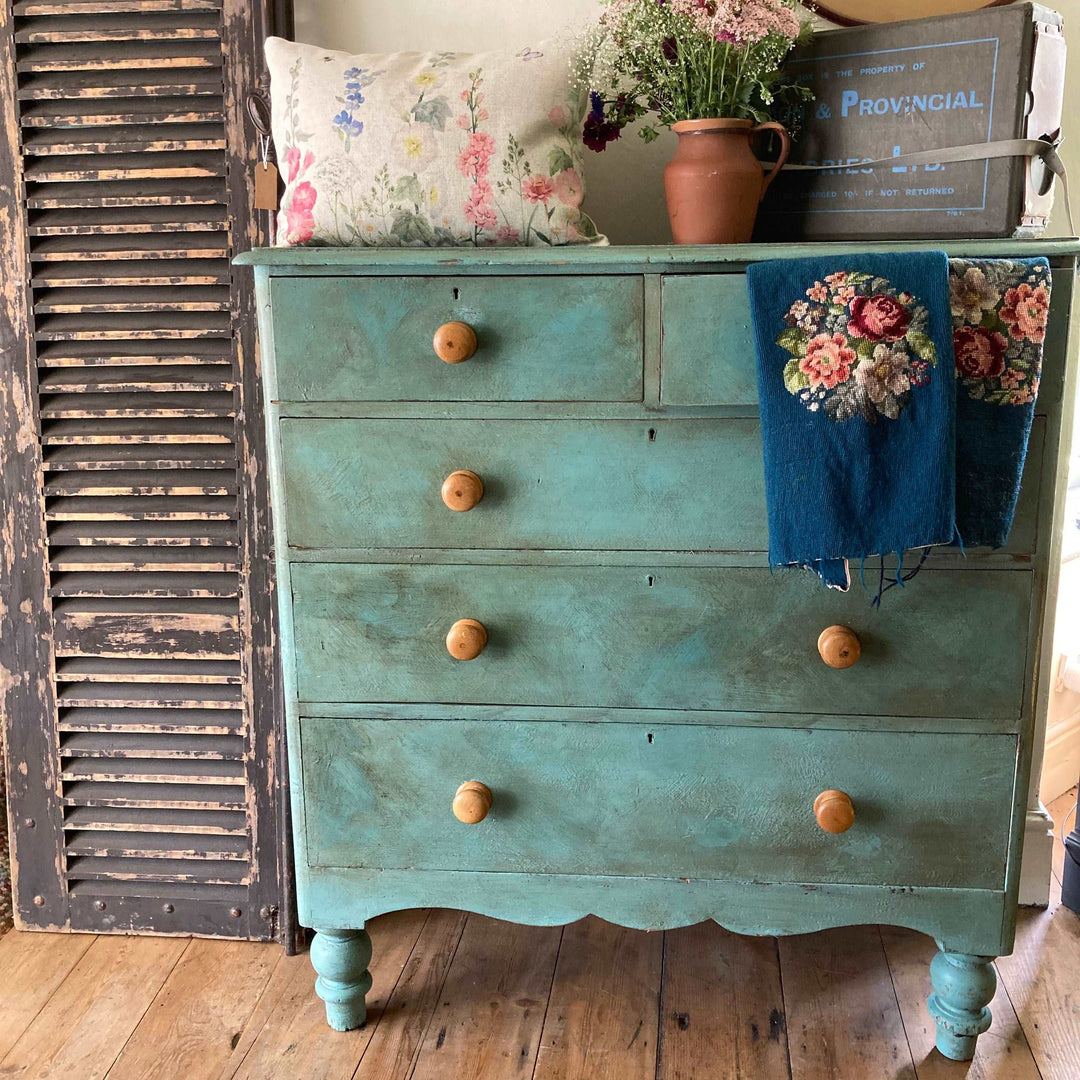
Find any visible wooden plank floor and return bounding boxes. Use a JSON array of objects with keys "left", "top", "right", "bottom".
[{"left": 1, "top": 788, "right": 1076, "bottom": 1080}]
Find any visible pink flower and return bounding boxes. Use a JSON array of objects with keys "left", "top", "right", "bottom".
[
  {"left": 548, "top": 105, "right": 567, "bottom": 125},
  {"left": 999, "top": 368, "right": 1025, "bottom": 390},
  {"left": 284, "top": 181, "right": 317, "bottom": 244},
  {"left": 806, "top": 282, "right": 828, "bottom": 302},
  {"left": 283, "top": 147, "right": 314, "bottom": 184},
  {"left": 553, "top": 168, "right": 583, "bottom": 208},
  {"left": 824, "top": 271, "right": 847, "bottom": 286},
  {"left": 521, "top": 174, "right": 555, "bottom": 204},
  {"left": 463, "top": 181, "right": 497, "bottom": 231},
  {"left": 496, "top": 225, "right": 520, "bottom": 243},
  {"left": 1010, "top": 387, "right": 1036, "bottom": 405},
  {"left": 836, "top": 286, "right": 856, "bottom": 306},
  {"left": 847, "top": 293, "right": 911, "bottom": 342},
  {"left": 800, "top": 333, "right": 856, "bottom": 390},
  {"left": 457, "top": 114, "right": 471, "bottom": 130},
  {"left": 458, "top": 131, "right": 496, "bottom": 178},
  {"left": 953, "top": 325, "right": 1007, "bottom": 379},
  {"left": 1000, "top": 282, "right": 1050, "bottom": 343}
]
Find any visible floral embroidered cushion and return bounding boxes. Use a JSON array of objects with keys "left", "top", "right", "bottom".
[{"left": 264, "top": 37, "right": 603, "bottom": 247}]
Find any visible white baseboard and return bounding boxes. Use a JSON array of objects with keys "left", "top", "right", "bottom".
[
  {"left": 1018, "top": 805, "right": 1055, "bottom": 907},
  {"left": 1041, "top": 706, "right": 1080, "bottom": 804}
]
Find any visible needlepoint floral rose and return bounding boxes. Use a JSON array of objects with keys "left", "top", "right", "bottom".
[
  {"left": 776, "top": 271, "right": 936, "bottom": 424},
  {"left": 265, "top": 37, "right": 604, "bottom": 247},
  {"left": 949, "top": 259, "right": 1051, "bottom": 405}
]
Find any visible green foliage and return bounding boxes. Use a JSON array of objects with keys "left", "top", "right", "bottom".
[
  {"left": 906, "top": 329, "right": 937, "bottom": 365},
  {"left": 783, "top": 358, "right": 810, "bottom": 393},
  {"left": 410, "top": 96, "right": 452, "bottom": 130},
  {"left": 775, "top": 326, "right": 807, "bottom": 357}
]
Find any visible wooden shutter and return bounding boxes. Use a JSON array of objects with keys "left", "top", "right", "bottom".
[{"left": 0, "top": 0, "right": 286, "bottom": 939}]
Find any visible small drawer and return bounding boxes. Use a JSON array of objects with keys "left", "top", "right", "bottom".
[
  {"left": 300, "top": 717, "right": 1015, "bottom": 889},
  {"left": 268, "top": 275, "right": 644, "bottom": 403},
  {"left": 291, "top": 563, "right": 1031, "bottom": 721},
  {"left": 280, "top": 417, "right": 768, "bottom": 552},
  {"left": 661, "top": 275, "right": 758, "bottom": 406}
]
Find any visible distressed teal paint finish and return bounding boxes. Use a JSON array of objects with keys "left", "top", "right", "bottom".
[
  {"left": 243, "top": 239, "right": 1080, "bottom": 1050},
  {"left": 281, "top": 414, "right": 1043, "bottom": 557},
  {"left": 282, "top": 417, "right": 768, "bottom": 552},
  {"left": 309, "top": 928, "right": 372, "bottom": 1032},
  {"left": 928, "top": 949, "right": 998, "bottom": 1060},
  {"left": 290, "top": 563, "right": 1031, "bottom": 720},
  {"left": 661, "top": 275, "right": 759, "bottom": 405},
  {"left": 301, "top": 868, "right": 1009, "bottom": 955},
  {"left": 302, "top": 718, "right": 1014, "bottom": 889},
  {"left": 269, "top": 275, "right": 645, "bottom": 403}
]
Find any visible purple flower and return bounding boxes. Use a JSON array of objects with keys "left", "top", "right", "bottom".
[
  {"left": 333, "top": 110, "right": 363, "bottom": 138},
  {"left": 662, "top": 36, "right": 679, "bottom": 62},
  {"left": 589, "top": 91, "right": 604, "bottom": 120},
  {"left": 582, "top": 111, "right": 620, "bottom": 152}
]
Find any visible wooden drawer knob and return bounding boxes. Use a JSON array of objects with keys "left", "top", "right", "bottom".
[
  {"left": 453, "top": 780, "right": 492, "bottom": 824},
  {"left": 446, "top": 618, "right": 487, "bottom": 660},
  {"left": 817, "top": 625, "right": 861, "bottom": 669},
  {"left": 441, "top": 470, "right": 483, "bottom": 512},
  {"left": 433, "top": 321, "right": 477, "bottom": 364},
  {"left": 814, "top": 789, "right": 855, "bottom": 834}
]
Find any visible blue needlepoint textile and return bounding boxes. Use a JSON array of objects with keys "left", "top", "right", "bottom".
[
  {"left": 747, "top": 252, "right": 956, "bottom": 581},
  {"left": 948, "top": 257, "right": 1051, "bottom": 549}
]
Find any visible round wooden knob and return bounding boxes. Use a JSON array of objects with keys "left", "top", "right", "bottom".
[
  {"left": 433, "top": 321, "right": 477, "bottom": 364},
  {"left": 817, "top": 625, "right": 861, "bottom": 669},
  {"left": 441, "top": 470, "right": 483, "bottom": 512},
  {"left": 814, "top": 790, "right": 855, "bottom": 834},
  {"left": 446, "top": 618, "right": 487, "bottom": 660},
  {"left": 453, "top": 781, "right": 492, "bottom": 824}
]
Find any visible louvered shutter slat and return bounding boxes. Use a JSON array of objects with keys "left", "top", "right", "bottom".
[{"left": 2, "top": 0, "right": 281, "bottom": 938}]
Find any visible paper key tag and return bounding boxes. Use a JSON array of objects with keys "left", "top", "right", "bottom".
[{"left": 255, "top": 161, "right": 279, "bottom": 211}]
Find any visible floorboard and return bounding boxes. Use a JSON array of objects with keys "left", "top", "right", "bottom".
[
  {"left": 408, "top": 914, "right": 562, "bottom": 1080},
  {"left": 355, "top": 908, "right": 468, "bottom": 1080},
  {"left": 996, "top": 878, "right": 1080, "bottom": 1080},
  {"left": 0, "top": 929, "right": 96, "bottom": 1060},
  {"left": 105, "top": 937, "right": 280, "bottom": 1080},
  {"left": 532, "top": 917, "right": 661, "bottom": 1080},
  {"left": 0, "top": 934, "right": 188, "bottom": 1080},
  {"left": 780, "top": 925, "right": 917, "bottom": 1080},
  {"left": 656, "top": 920, "right": 790, "bottom": 1080}
]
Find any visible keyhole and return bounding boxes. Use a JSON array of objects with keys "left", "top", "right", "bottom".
[
  {"left": 648, "top": 428, "right": 656, "bottom": 442},
  {"left": 647, "top": 733, "right": 654, "bottom": 744},
  {"left": 452, "top": 287, "right": 460, "bottom": 301},
  {"left": 647, "top": 575, "right": 654, "bottom": 587}
]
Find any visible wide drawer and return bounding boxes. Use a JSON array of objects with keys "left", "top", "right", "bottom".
[
  {"left": 278, "top": 416, "right": 1042, "bottom": 555},
  {"left": 290, "top": 563, "right": 1031, "bottom": 719},
  {"left": 300, "top": 718, "right": 1015, "bottom": 889},
  {"left": 281, "top": 417, "right": 767, "bottom": 551},
  {"left": 661, "top": 275, "right": 757, "bottom": 406},
  {"left": 268, "top": 275, "right": 644, "bottom": 402}
]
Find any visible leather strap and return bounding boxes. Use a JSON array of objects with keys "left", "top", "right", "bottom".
[{"left": 780, "top": 137, "right": 1073, "bottom": 235}]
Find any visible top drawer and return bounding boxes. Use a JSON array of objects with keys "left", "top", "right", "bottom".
[
  {"left": 268, "top": 276, "right": 645, "bottom": 403},
  {"left": 661, "top": 275, "right": 757, "bottom": 406}
]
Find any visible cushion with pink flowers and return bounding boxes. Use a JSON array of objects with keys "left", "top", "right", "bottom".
[{"left": 265, "top": 37, "right": 604, "bottom": 247}]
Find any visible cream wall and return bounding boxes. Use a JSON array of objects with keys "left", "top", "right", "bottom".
[{"left": 292, "top": 0, "right": 1078, "bottom": 242}]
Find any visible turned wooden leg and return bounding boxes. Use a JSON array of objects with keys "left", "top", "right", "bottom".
[
  {"left": 926, "top": 946, "right": 996, "bottom": 1060},
  {"left": 310, "top": 927, "right": 373, "bottom": 1031}
]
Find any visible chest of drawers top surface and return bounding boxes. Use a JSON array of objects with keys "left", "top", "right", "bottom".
[{"left": 246, "top": 241, "right": 1078, "bottom": 1052}]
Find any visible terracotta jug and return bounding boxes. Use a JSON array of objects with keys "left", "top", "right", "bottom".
[{"left": 664, "top": 118, "right": 791, "bottom": 245}]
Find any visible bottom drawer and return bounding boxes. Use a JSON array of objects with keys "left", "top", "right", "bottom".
[{"left": 300, "top": 719, "right": 1015, "bottom": 890}]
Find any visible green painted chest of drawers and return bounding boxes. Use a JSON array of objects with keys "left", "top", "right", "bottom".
[{"left": 239, "top": 241, "right": 1080, "bottom": 1060}]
